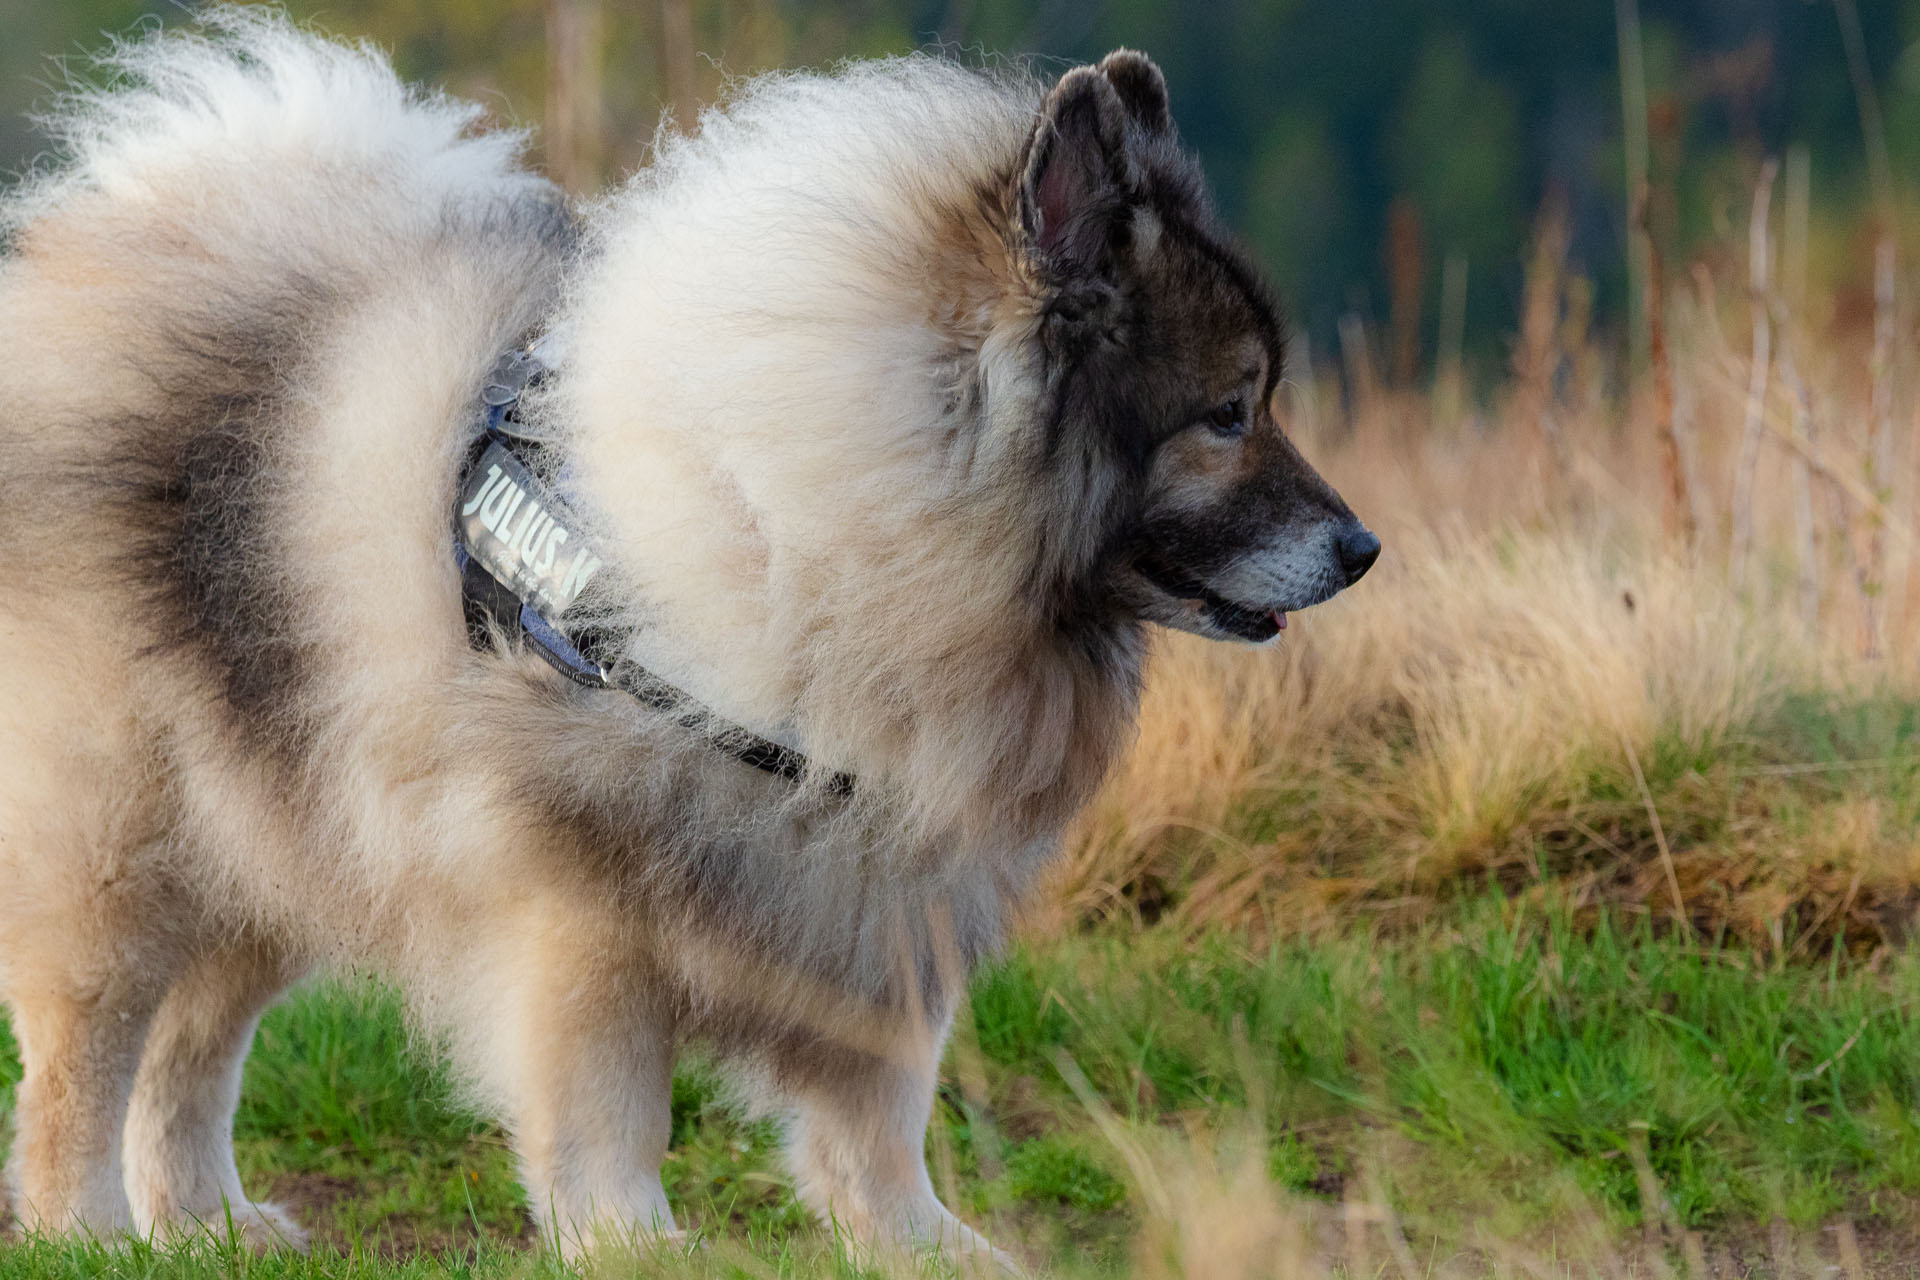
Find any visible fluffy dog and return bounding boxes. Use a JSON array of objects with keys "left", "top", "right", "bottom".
[{"left": 0, "top": 10, "right": 1375, "bottom": 1264}]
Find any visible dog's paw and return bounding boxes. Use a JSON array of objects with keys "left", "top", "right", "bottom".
[
  {"left": 561, "top": 1223, "right": 698, "bottom": 1266},
  {"left": 946, "top": 1237, "right": 1027, "bottom": 1278},
  {"left": 157, "top": 1200, "right": 309, "bottom": 1254},
  {"left": 877, "top": 1218, "right": 1027, "bottom": 1278},
  {"left": 229, "top": 1200, "right": 309, "bottom": 1253}
]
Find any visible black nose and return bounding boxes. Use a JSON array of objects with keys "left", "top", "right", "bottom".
[{"left": 1337, "top": 524, "right": 1380, "bottom": 585}]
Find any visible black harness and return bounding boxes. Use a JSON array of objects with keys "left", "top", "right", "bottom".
[{"left": 455, "top": 344, "right": 853, "bottom": 797}]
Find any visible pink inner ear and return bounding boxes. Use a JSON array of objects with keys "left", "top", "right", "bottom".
[{"left": 1035, "top": 144, "right": 1084, "bottom": 256}]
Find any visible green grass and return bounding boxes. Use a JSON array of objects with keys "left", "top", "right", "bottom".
[
  {"left": 972, "top": 909, "right": 1920, "bottom": 1237},
  {"left": 7, "top": 896, "right": 1920, "bottom": 1275},
  {"left": 3, "top": 901, "right": 1920, "bottom": 1274}
]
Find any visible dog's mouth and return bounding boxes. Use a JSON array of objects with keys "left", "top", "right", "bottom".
[{"left": 1135, "top": 557, "right": 1286, "bottom": 643}]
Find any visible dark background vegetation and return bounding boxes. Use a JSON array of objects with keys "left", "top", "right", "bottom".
[{"left": 5, "top": 0, "right": 1918, "bottom": 377}]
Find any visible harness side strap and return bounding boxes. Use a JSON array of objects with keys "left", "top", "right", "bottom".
[{"left": 455, "top": 347, "right": 854, "bottom": 797}]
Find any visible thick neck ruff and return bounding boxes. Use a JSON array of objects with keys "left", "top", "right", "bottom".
[{"left": 454, "top": 342, "right": 854, "bottom": 797}]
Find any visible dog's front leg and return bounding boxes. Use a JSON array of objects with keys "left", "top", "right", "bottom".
[
  {"left": 473, "top": 903, "right": 678, "bottom": 1260},
  {"left": 784, "top": 1026, "right": 1020, "bottom": 1274}
]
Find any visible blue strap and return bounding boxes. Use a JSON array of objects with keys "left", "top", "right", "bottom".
[{"left": 519, "top": 602, "right": 604, "bottom": 682}]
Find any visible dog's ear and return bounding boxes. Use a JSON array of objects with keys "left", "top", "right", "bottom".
[
  {"left": 1098, "top": 49, "right": 1172, "bottom": 136},
  {"left": 1018, "top": 66, "right": 1132, "bottom": 278}
]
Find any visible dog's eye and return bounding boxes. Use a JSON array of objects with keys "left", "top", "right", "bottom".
[{"left": 1202, "top": 401, "right": 1245, "bottom": 438}]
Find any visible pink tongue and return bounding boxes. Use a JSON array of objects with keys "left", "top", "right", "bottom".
[{"left": 1274, "top": 612, "right": 1287, "bottom": 630}]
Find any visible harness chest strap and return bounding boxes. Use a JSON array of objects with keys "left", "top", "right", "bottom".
[{"left": 454, "top": 346, "right": 853, "bottom": 797}]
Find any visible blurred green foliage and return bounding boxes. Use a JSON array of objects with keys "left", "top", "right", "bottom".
[{"left": 5, "top": 0, "right": 1919, "bottom": 368}]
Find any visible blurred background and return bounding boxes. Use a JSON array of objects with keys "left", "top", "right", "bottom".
[{"left": 4, "top": 0, "right": 1918, "bottom": 385}]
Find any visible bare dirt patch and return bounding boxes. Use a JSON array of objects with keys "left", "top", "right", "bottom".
[{"left": 268, "top": 1170, "right": 536, "bottom": 1261}]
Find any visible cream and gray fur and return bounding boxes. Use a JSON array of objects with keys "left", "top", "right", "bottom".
[{"left": 0, "top": 10, "right": 1375, "bottom": 1264}]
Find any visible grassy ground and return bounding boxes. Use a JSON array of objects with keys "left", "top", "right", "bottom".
[{"left": 10, "top": 865, "right": 1920, "bottom": 1275}]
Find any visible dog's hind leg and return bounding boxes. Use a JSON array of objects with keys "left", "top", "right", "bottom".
[
  {"left": 121, "top": 933, "right": 308, "bottom": 1250},
  {"left": 4, "top": 982, "right": 163, "bottom": 1237},
  {"left": 0, "top": 853, "right": 182, "bottom": 1238}
]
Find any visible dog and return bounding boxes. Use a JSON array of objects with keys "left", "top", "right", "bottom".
[{"left": 0, "top": 9, "right": 1376, "bottom": 1265}]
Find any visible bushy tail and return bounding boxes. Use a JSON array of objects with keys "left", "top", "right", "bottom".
[{"left": 4, "top": 5, "right": 542, "bottom": 235}]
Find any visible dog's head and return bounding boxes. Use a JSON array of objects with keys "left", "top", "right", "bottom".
[{"left": 1015, "top": 52, "right": 1377, "bottom": 643}]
